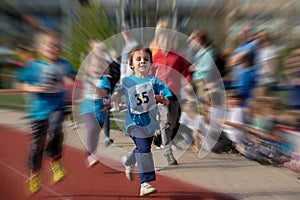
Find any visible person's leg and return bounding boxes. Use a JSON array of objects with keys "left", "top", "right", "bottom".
[
  {"left": 162, "top": 99, "right": 181, "bottom": 165},
  {"left": 28, "top": 119, "right": 48, "bottom": 193},
  {"left": 29, "top": 119, "right": 48, "bottom": 171},
  {"left": 103, "top": 113, "right": 113, "bottom": 146},
  {"left": 82, "top": 113, "right": 101, "bottom": 167},
  {"left": 129, "top": 129, "right": 157, "bottom": 196},
  {"left": 46, "top": 110, "right": 66, "bottom": 182},
  {"left": 169, "top": 99, "right": 181, "bottom": 140},
  {"left": 82, "top": 113, "right": 101, "bottom": 155},
  {"left": 157, "top": 104, "right": 169, "bottom": 148},
  {"left": 157, "top": 103, "right": 176, "bottom": 162},
  {"left": 124, "top": 150, "right": 136, "bottom": 166},
  {"left": 45, "top": 110, "right": 65, "bottom": 160},
  {"left": 122, "top": 148, "right": 137, "bottom": 180},
  {"left": 130, "top": 131, "right": 155, "bottom": 184}
]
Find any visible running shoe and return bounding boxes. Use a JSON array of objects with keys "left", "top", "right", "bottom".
[
  {"left": 140, "top": 182, "right": 157, "bottom": 196},
  {"left": 28, "top": 173, "right": 42, "bottom": 193},
  {"left": 50, "top": 160, "right": 66, "bottom": 182},
  {"left": 87, "top": 154, "right": 99, "bottom": 168},
  {"left": 122, "top": 156, "right": 134, "bottom": 181}
]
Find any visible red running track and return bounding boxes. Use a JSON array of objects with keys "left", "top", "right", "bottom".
[{"left": 0, "top": 124, "right": 236, "bottom": 200}]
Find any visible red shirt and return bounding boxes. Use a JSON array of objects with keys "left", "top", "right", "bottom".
[{"left": 150, "top": 49, "right": 191, "bottom": 95}]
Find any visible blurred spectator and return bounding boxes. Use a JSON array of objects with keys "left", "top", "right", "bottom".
[
  {"left": 111, "top": 25, "right": 139, "bottom": 112},
  {"left": 82, "top": 39, "right": 117, "bottom": 146},
  {"left": 235, "top": 52, "right": 256, "bottom": 107},
  {"left": 149, "top": 16, "right": 171, "bottom": 56},
  {"left": 188, "top": 30, "right": 215, "bottom": 101},
  {"left": 279, "top": 48, "right": 300, "bottom": 110},
  {"left": 149, "top": 19, "right": 191, "bottom": 165},
  {"left": 178, "top": 101, "right": 207, "bottom": 153},
  {"left": 227, "top": 24, "right": 259, "bottom": 89},
  {"left": 120, "top": 24, "right": 138, "bottom": 80},
  {"left": 255, "top": 30, "right": 279, "bottom": 96},
  {"left": 214, "top": 50, "right": 228, "bottom": 78},
  {"left": 80, "top": 54, "right": 112, "bottom": 168},
  {"left": 221, "top": 92, "right": 246, "bottom": 148}
]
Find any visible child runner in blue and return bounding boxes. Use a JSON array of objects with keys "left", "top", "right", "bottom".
[
  {"left": 15, "top": 30, "right": 67, "bottom": 194},
  {"left": 104, "top": 45, "right": 172, "bottom": 196},
  {"left": 80, "top": 54, "right": 111, "bottom": 168}
]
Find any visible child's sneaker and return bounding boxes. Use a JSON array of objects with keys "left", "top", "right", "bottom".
[
  {"left": 122, "top": 156, "right": 134, "bottom": 181},
  {"left": 50, "top": 160, "right": 66, "bottom": 182},
  {"left": 140, "top": 182, "right": 157, "bottom": 196},
  {"left": 104, "top": 138, "right": 114, "bottom": 146},
  {"left": 28, "top": 173, "right": 42, "bottom": 193},
  {"left": 87, "top": 154, "right": 99, "bottom": 168},
  {"left": 164, "top": 153, "right": 178, "bottom": 165}
]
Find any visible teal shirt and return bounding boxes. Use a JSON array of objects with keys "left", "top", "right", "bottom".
[
  {"left": 116, "top": 75, "right": 172, "bottom": 137},
  {"left": 80, "top": 76, "right": 110, "bottom": 123},
  {"left": 192, "top": 47, "right": 215, "bottom": 81},
  {"left": 15, "top": 60, "right": 65, "bottom": 120}
]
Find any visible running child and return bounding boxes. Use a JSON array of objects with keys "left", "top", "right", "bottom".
[
  {"left": 103, "top": 45, "right": 172, "bottom": 196},
  {"left": 15, "top": 30, "right": 67, "bottom": 194},
  {"left": 80, "top": 53, "right": 112, "bottom": 168}
]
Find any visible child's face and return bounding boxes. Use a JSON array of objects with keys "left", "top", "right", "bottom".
[
  {"left": 131, "top": 50, "right": 151, "bottom": 77},
  {"left": 88, "top": 57, "right": 107, "bottom": 78},
  {"left": 37, "top": 34, "right": 60, "bottom": 62}
]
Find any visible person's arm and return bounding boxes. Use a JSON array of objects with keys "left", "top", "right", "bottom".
[
  {"left": 227, "top": 51, "right": 248, "bottom": 67},
  {"left": 101, "top": 90, "right": 123, "bottom": 113},
  {"left": 245, "top": 125, "right": 281, "bottom": 142},
  {"left": 21, "top": 83, "right": 52, "bottom": 93},
  {"left": 222, "top": 120, "right": 247, "bottom": 130},
  {"left": 153, "top": 77, "right": 173, "bottom": 105}
]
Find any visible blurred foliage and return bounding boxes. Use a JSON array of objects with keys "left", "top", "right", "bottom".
[
  {"left": 64, "top": 2, "right": 118, "bottom": 70},
  {"left": 277, "top": 40, "right": 300, "bottom": 78}
]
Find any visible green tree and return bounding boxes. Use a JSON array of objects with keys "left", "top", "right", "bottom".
[{"left": 64, "top": 2, "right": 118, "bottom": 70}]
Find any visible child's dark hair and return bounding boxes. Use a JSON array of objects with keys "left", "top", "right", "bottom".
[{"left": 129, "top": 45, "right": 153, "bottom": 68}]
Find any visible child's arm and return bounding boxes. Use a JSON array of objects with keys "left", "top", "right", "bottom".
[
  {"left": 227, "top": 51, "right": 249, "bottom": 67},
  {"left": 100, "top": 91, "right": 122, "bottom": 113},
  {"left": 245, "top": 126, "right": 281, "bottom": 142},
  {"left": 222, "top": 120, "right": 248, "bottom": 131},
  {"left": 21, "top": 83, "right": 53, "bottom": 93}
]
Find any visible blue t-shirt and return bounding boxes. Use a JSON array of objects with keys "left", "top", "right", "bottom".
[
  {"left": 16, "top": 59, "right": 65, "bottom": 120},
  {"left": 57, "top": 57, "right": 77, "bottom": 77},
  {"left": 192, "top": 47, "right": 215, "bottom": 81},
  {"left": 236, "top": 67, "right": 256, "bottom": 106},
  {"left": 80, "top": 76, "right": 110, "bottom": 123},
  {"left": 232, "top": 39, "right": 258, "bottom": 87},
  {"left": 116, "top": 75, "right": 173, "bottom": 137}
]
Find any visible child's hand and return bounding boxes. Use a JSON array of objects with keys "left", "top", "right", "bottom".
[
  {"left": 154, "top": 92, "right": 169, "bottom": 106},
  {"left": 100, "top": 99, "right": 111, "bottom": 113}
]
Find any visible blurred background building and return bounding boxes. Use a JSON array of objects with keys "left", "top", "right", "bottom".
[
  {"left": 1, "top": 0, "right": 300, "bottom": 48},
  {"left": 0, "top": 0, "right": 300, "bottom": 88}
]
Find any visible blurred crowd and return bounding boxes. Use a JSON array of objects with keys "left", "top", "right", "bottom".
[{"left": 2, "top": 10, "right": 300, "bottom": 176}]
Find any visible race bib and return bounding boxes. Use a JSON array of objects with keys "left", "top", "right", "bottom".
[{"left": 128, "top": 82, "right": 156, "bottom": 114}]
